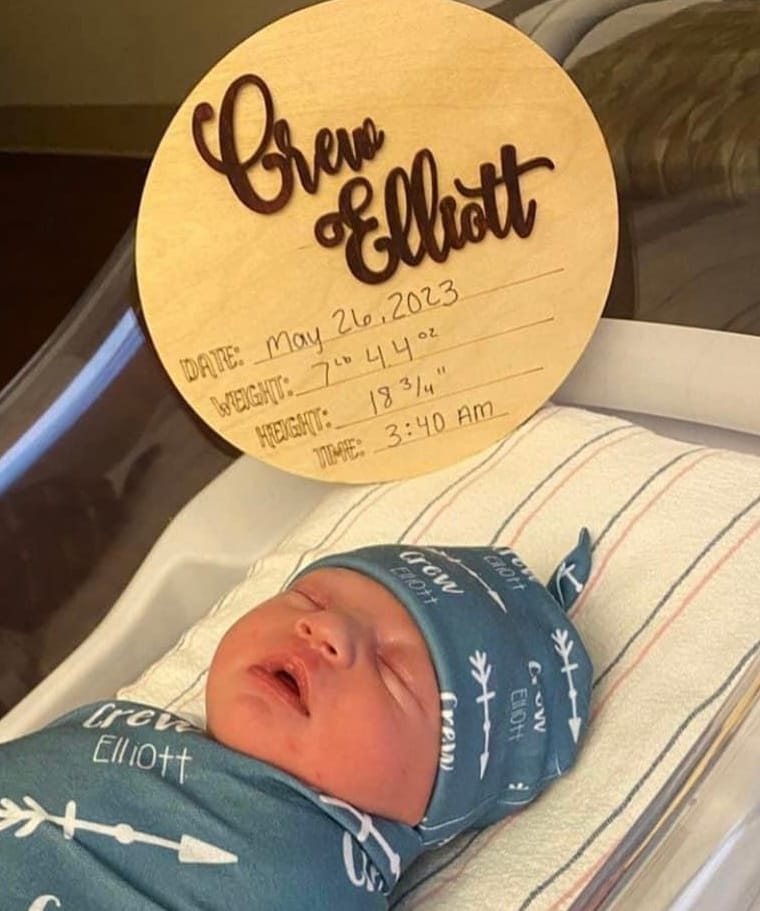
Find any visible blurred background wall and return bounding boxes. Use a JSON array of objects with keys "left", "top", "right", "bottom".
[{"left": 0, "top": 0, "right": 319, "bottom": 155}]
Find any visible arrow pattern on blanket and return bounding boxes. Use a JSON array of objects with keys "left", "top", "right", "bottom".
[
  {"left": 551, "top": 629, "right": 582, "bottom": 742},
  {"left": 0, "top": 796, "right": 238, "bottom": 865},
  {"left": 319, "top": 795, "right": 402, "bottom": 884}
]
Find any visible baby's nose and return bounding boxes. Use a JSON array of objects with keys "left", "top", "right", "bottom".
[{"left": 295, "top": 611, "right": 359, "bottom": 667}]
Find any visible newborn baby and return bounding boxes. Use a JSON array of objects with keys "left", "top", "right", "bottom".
[{"left": 3, "top": 534, "right": 593, "bottom": 910}]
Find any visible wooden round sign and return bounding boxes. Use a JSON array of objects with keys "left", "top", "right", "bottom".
[{"left": 137, "top": 0, "right": 617, "bottom": 483}]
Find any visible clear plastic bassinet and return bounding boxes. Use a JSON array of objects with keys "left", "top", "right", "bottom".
[{"left": 1, "top": 0, "right": 758, "bottom": 907}]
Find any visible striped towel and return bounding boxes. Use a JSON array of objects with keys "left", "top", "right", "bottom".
[{"left": 120, "top": 404, "right": 760, "bottom": 910}]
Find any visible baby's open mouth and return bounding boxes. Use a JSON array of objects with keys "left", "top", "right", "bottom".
[
  {"left": 251, "top": 661, "right": 310, "bottom": 716},
  {"left": 275, "top": 669, "right": 301, "bottom": 699}
]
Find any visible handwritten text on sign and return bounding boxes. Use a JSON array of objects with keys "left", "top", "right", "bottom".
[
  {"left": 191, "top": 74, "right": 555, "bottom": 284},
  {"left": 176, "top": 268, "right": 561, "bottom": 473}
]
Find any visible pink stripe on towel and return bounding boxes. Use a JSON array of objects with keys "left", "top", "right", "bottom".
[
  {"left": 571, "top": 451, "right": 717, "bottom": 621},
  {"left": 592, "top": 517, "right": 760, "bottom": 719},
  {"left": 509, "top": 430, "right": 645, "bottom": 547},
  {"left": 411, "top": 407, "right": 559, "bottom": 542}
]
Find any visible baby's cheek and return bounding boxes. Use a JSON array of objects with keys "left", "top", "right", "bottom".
[
  {"left": 357, "top": 711, "right": 410, "bottom": 773},
  {"left": 207, "top": 642, "right": 236, "bottom": 686}
]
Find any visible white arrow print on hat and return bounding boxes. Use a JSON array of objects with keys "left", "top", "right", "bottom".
[
  {"left": 0, "top": 796, "right": 238, "bottom": 865},
  {"left": 551, "top": 629, "right": 582, "bottom": 743},
  {"left": 428, "top": 548, "right": 508, "bottom": 613},
  {"left": 469, "top": 651, "right": 496, "bottom": 779}
]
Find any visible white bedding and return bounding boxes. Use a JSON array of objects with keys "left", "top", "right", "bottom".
[{"left": 120, "top": 403, "right": 760, "bottom": 910}]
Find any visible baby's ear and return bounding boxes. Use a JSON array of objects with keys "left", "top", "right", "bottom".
[{"left": 545, "top": 528, "right": 592, "bottom": 612}]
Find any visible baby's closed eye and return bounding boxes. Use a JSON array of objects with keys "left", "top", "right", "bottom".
[
  {"left": 289, "top": 585, "right": 328, "bottom": 612},
  {"left": 377, "top": 651, "right": 419, "bottom": 705}
]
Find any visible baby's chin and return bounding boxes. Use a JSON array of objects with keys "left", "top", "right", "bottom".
[{"left": 205, "top": 707, "right": 428, "bottom": 826}]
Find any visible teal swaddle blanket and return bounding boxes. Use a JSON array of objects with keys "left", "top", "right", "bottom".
[
  {"left": 2, "top": 702, "right": 418, "bottom": 909},
  {"left": 2, "top": 533, "right": 592, "bottom": 910}
]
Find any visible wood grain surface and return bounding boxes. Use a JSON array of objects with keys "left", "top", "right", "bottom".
[{"left": 137, "top": 0, "right": 618, "bottom": 482}]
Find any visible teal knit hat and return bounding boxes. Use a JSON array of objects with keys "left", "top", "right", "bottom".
[{"left": 295, "top": 530, "right": 593, "bottom": 846}]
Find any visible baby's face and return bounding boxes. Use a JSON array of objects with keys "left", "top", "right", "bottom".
[{"left": 206, "top": 568, "right": 441, "bottom": 824}]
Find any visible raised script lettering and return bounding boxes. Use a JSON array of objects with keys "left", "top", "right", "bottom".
[
  {"left": 192, "top": 74, "right": 555, "bottom": 284},
  {"left": 315, "top": 146, "right": 554, "bottom": 284},
  {"left": 192, "top": 74, "right": 384, "bottom": 215}
]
